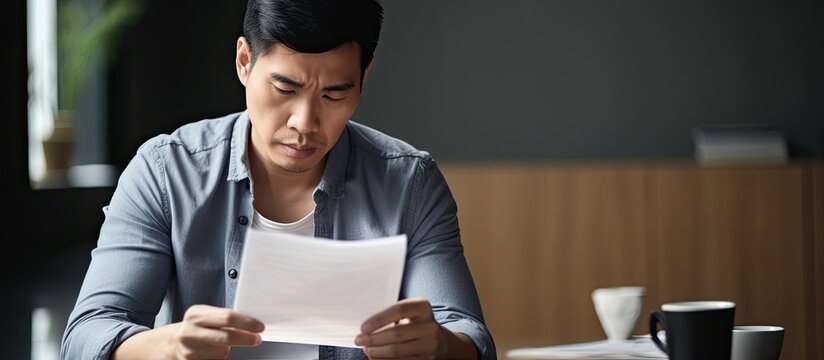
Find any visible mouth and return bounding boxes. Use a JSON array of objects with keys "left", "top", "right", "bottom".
[{"left": 279, "top": 143, "right": 317, "bottom": 159}]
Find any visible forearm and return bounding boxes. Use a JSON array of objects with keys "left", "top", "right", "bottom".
[
  {"left": 112, "top": 324, "right": 176, "bottom": 360},
  {"left": 442, "top": 329, "right": 479, "bottom": 360}
]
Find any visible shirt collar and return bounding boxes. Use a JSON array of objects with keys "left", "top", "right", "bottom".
[
  {"left": 227, "top": 110, "right": 251, "bottom": 182},
  {"left": 316, "top": 123, "right": 350, "bottom": 199},
  {"left": 227, "top": 110, "right": 350, "bottom": 199}
]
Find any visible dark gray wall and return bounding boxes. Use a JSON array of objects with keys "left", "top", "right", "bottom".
[
  {"left": 353, "top": 0, "right": 824, "bottom": 160},
  {"left": 105, "top": 0, "right": 824, "bottom": 164}
]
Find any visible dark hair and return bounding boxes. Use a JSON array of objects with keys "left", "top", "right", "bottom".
[{"left": 243, "top": 0, "right": 383, "bottom": 78}]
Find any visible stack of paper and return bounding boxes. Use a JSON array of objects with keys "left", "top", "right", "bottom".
[
  {"left": 692, "top": 125, "right": 788, "bottom": 167},
  {"left": 506, "top": 336, "right": 668, "bottom": 359},
  {"left": 233, "top": 229, "right": 408, "bottom": 348}
]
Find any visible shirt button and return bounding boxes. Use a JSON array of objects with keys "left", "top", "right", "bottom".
[
  {"left": 228, "top": 268, "right": 238, "bottom": 279},
  {"left": 238, "top": 216, "right": 248, "bottom": 225},
  {"left": 326, "top": 346, "right": 334, "bottom": 352}
]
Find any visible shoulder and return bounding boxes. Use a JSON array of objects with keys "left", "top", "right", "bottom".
[
  {"left": 347, "top": 120, "right": 431, "bottom": 161},
  {"left": 136, "top": 111, "right": 244, "bottom": 156}
]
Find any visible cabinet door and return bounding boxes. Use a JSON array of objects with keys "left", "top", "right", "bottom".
[
  {"left": 444, "top": 164, "right": 654, "bottom": 355},
  {"left": 814, "top": 161, "right": 824, "bottom": 360},
  {"left": 655, "top": 164, "right": 808, "bottom": 360}
]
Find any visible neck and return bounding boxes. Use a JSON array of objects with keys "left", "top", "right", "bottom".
[
  {"left": 254, "top": 156, "right": 325, "bottom": 191},
  {"left": 248, "top": 146, "right": 323, "bottom": 223}
]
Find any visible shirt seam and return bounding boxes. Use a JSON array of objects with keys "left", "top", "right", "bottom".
[
  {"left": 152, "top": 137, "right": 230, "bottom": 155},
  {"left": 348, "top": 122, "right": 429, "bottom": 160},
  {"left": 147, "top": 145, "right": 171, "bottom": 220},
  {"left": 404, "top": 156, "right": 431, "bottom": 233}
]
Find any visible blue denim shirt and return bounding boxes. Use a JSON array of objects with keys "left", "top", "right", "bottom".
[{"left": 60, "top": 110, "right": 496, "bottom": 360}]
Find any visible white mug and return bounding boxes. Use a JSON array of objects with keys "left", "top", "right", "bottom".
[
  {"left": 591, "top": 286, "right": 645, "bottom": 341},
  {"left": 731, "top": 325, "right": 784, "bottom": 360}
]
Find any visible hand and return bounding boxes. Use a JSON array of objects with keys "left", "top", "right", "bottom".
[
  {"left": 170, "top": 304, "right": 264, "bottom": 359},
  {"left": 354, "top": 298, "right": 446, "bottom": 359},
  {"left": 354, "top": 298, "right": 477, "bottom": 359},
  {"left": 113, "top": 304, "right": 264, "bottom": 360}
]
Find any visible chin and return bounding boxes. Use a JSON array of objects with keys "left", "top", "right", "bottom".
[{"left": 278, "top": 164, "right": 314, "bottom": 173}]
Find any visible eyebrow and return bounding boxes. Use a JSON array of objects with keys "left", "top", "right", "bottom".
[
  {"left": 271, "top": 73, "right": 355, "bottom": 92},
  {"left": 324, "top": 83, "right": 355, "bottom": 92}
]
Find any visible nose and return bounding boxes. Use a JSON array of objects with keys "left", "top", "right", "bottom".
[{"left": 286, "top": 98, "right": 320, "bottom": 134}]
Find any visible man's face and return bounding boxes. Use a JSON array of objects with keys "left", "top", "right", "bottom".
[{"left": 236, "top": 40, "right": 366, "bottom": 174}]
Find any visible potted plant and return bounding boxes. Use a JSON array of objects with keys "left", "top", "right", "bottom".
[{"left": 43, "top": 0, "right": 144, "bottom": 171}]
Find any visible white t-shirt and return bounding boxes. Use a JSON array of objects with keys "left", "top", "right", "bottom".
[
  {"left": 252, "top": 209, "right": 315, "bottom": 237},
  {"left": 229, "top": 210, "right": 318, "bottom": 359}
]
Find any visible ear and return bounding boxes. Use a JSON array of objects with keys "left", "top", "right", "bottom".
[{"left": 236, "top": 37, "right": 252, "bottom": 87}]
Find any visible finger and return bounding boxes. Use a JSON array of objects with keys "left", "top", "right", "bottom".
[
  {"left": 220, "top": 328, "right": 263, "bottom": 347},
  {"left": 184, "top": 305, "right": 265, "bottom": 333},
  {"left": 362, "top": 339, "right": 428, "bottom": 359},
  {"left": 367, "top": 355, "right": 424, "bottom": 360},
  {"left": 361, "top": 298, "right": 432, "bottom": 333},
  {"left": 176, "top": 344, "right": 231, "bottom": 360},
  {"left": 179, "top": 326, "right": 262, "bottom": 348},
  {"left": 355, "top": 321, "right": 438, "bottom": 347}
]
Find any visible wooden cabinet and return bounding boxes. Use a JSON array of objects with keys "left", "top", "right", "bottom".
[
  {"left": 814, "top": 161, "right": 824, "bottom": 360},
  {"left": 441, "top": 160, "right": 822, "bottom": 360}
]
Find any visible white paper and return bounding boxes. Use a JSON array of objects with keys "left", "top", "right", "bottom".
[
  {"left": 233, "top": 228, "right": 407, "bottom": 348},
  {"left": 506, "top": 336, "right": 668, "bottom": 359}
]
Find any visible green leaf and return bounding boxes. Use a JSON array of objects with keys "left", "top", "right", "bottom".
[{"left": 57, "top": 0, "right": 145, "bottom": 112}]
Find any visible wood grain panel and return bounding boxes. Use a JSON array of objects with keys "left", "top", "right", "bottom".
[
  {"left": 813, "top": 161, "right": 824, "bottom": 360},
  {"left": 439, "top": 162, "right": 814, "bottom": 359},
  {"left": 441, "top": 163, "right": 655, "bottom": 358},
  {"left": 654, "top": 164, "right": 807, "bottom": 360}
]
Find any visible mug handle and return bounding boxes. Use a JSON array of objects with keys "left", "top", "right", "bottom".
[{"left": 649, "top": 310, "right": 668, "bottom": 354}]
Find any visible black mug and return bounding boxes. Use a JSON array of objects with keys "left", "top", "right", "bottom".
[{"left": 649, "top": 301, "right": 736, "bottom": 360}]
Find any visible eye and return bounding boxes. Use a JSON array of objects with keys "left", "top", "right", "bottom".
[
  {"left": 273, "top": 85, "right": 295, "bottom": 95},
  {"left": 323, "top": 95, "right": 344, "bottom": 102}
]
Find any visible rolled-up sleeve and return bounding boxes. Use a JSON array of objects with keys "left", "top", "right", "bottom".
[
  {"left": 401, "top": 157, "right": 496, "bottom": 359},
  {"left": 61, "top": 143, "right": 173, "bottom": 360}
]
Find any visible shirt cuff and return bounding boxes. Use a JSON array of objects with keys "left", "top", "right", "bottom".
[
  {"left": 63, "top": 318, "right": 150, "bottom": 360},
  {"left": 441, "top": 318, "right": 497, "bottom": 359}
]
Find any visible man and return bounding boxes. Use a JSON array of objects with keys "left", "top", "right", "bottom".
[{"left": 60, "top": 0, "right": 495, "bottom": 359}]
